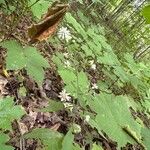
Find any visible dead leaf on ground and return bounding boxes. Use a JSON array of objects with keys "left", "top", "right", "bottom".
[
  {"left": 0, "top": 75, "right": 8, "bottom": 96},
  {"left": 28, "top": 3, "right": 69, "bottom": 43}
]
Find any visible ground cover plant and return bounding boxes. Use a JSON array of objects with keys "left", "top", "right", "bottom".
[{"left": 0, "top": 0, "right": 150, "bottom": 150}]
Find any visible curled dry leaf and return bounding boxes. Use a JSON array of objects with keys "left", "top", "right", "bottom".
[{"left": 28, "top": 3, "right": 69, "bottom": 43}]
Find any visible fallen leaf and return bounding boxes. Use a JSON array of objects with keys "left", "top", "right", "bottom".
[
  {"left": 50, "top": 123, "right": 61, "bottom": 131},
  {"left": 28, "top": 3, "right": 69, "bottom": 43},
  {"left": 0, "top": 75, "right": 8, "bottom": 96},
  {"left": 18, "top": 121, "right": 28, "bottom": 135}
]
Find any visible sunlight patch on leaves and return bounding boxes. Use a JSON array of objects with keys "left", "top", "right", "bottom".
[{"left": 142, "top": 5, "right": 150, "bottom": 24}]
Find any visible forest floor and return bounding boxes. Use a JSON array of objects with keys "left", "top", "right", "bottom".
[{"left": 0, "top": 10, "right": 149, "bottom": 150}]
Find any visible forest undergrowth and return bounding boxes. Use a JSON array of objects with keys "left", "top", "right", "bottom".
[{"left": 0, "top": 0, "right": 150, "bottom": 150}]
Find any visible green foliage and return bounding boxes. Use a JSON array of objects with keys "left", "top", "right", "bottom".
[
  {"left": 53, "top": 11, "right": 150, "bottom": 149},
  {"left": 0, "top": 40, "right": 49, "bottom": 85},
  {"left": 142, "top": 5, "right": 150, "bottom": 24},
  {"left": 1, "top": 1, "right": 150, "bottom": 150},
  {"left": 92, "top": 143, "right": 103, "bottom": 150},
  {"left": 0, "top": 132, "right": 14, "bottom": 150},
  {"left": 29, "top": 0, "right": 51, "bottom": 19},
  {"left": 24, "top": 128, "right": 81, "bottom": 150},
  {"left": 141, "top": 128, "right": 150, "bottom": 150},
  {"left": 62, "top": 129, "right": 74, "bottom": 150},
  {"left": 0, "top": 97, "right": 25, "bottom": 130},
  {"left": 88, "top": 94, "right": 141, "bottom": 148},
  {"left": 24, "top": 128, "right": 63, "bottom": 150},
  {"left": 40, "top": 100, "right": 64, "bottom": 112}
]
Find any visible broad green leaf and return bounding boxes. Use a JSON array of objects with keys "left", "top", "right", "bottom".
[
  {"left": 1, "top": 40, "right": 26, "bottom": 70},
  {"left": 141, "top": 128, "right": 150, "bottom": 150},
  {"left": 62, "top": 129, "right": 74, "bottom": 150},
  {"left": 0, "top": 40, "right": 49, "bottom": 85},
  {"left": 0, "top": 97, "right": 25, "bottom": 130},
  {"left": 142, "top": 5, "right": 150, "bottom": 24},
  {"left": 0, "top": 132, "right": 14, "bottom": 150},
  {"left": 88, "top": 93, "right": 142, "bottom": 148},
  {"left": 58, "top": 68, "right": 89, "bottom": 98},
  {"left": 92, "top": 143, "right": 103, "bottom": 150},
  {"left": 114, "top": 66, "right": 129, "bottom": 82},
  {"left": 65, "top": 13, "right": 88, "bottom": 39},
  {"left": 73, "top": 143, "right": 83, "bottom": 150},
  {"left": 24, "top": 128, "right": 63, "bottom": 150},
  {"left": 40, "top": 100, "right": 64, "bottom": 112},
  {"left": 0, "top": 0, "right": 5, "bottom": 4},
  {"left": 29, "top": 0, "right": 50, "bottom": 19}
]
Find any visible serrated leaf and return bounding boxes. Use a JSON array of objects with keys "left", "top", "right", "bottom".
[
  {"left": 40, "top": 100, "right": 64, "bottom": 112},
  {"left": 0, "top": 40, "right": 49, "bottom": 85},
  {"left": 1, "top": 40, "right": 26, "bottom": 70},
  {"left": 88, "top": 93, "right": 142, "bottom": 148},
  {"left": 0, "top": 97, "right": 25, "bottom": 130},
  {"left": 24, "top": 128, "right": 63, "bottom": 150},
  {"left": 0, "top": 132, "right": 14, "bottom": 150}
]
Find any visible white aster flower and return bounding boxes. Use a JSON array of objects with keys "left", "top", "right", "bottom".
[
  {"left": 64, "top": 60, "right": 71, "bottom": 67},
  {"left": 91, "top": 64, "right": 96, "bottom": 70},
  {"left": 58, "top": 89, "right": 71, "bottom": 102},
  {"left": 89, "top": 60, "right": 96, "bottom": 70},
  {"left": 85, "top": 115, "right": 90, "bottom": 122},
  {"left": 57, "top": 27, "right": 72, "bottom": 42},
  {"left": 63, "top": 102, "right": 73, "bottom": 111},
  {"left": 91, "top": 83, "right": 98, "bottom": 90},
  {"left": 63, "top": 52, "right": 69, "bottom": 58}
]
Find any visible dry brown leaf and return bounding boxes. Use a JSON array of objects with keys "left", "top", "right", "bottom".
[
  {"left": 28, "top": 3, "right": 69, "bottom": 43},
  {"left": 18, "top": 121, "right": 28, "bottom": 135},
  {"left": 0, "top": 75, "right": 8, "bottom": 96},
  {"left": 50, "top": 123, "right": 61, "bottom": 131}
]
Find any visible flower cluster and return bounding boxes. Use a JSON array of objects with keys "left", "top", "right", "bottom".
[
  {"left": 57, "top": 27, "right": 72, "bottom": 42},
  {"left": 58, "top": 89, "right": 71, "bottom": 102}
]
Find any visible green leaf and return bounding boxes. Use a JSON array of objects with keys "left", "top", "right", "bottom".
[
  {"left": 0, "top": 132, "right": 14, "bottom": 150},
  {"left": 92, "top": 143, "right": 103, "bottom": 150},
  {"left": 141, "top": 127, "right": 150, "bottom": 150},
  {"left": 0, "top": 0, "right": 4, "bottom": 3},
  {"left": 142, "top": 5, "right": 150, "bottom": 24},
  {"left": 65, "top": 13, "right": 88, "bottom": 39},
  {"left": 58, "top": 68, "right": 89, "bottom": 98},
  {"left": 88, "top": 93, "right": 142, "bottom": 148},
  {"left": 0, "top": 97, "right": 25, "bottom": 130},
  {"left": 40, "top": 100, "right": 64, "bottom": 112},
  {"left": 0, "top": 40, "right": 49, "bottom": 85},
  {"left": 62, "top": 129, "right": 74, "bottom": 150},
  {"left": 24, "top": 128, "right": 63, "bottom": 150},
  {"left": 1, "top": 40, "right": 26, "bottom": 70},
  {"left": 29, "top": 0, "right": 50, "bottom": 19}
]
